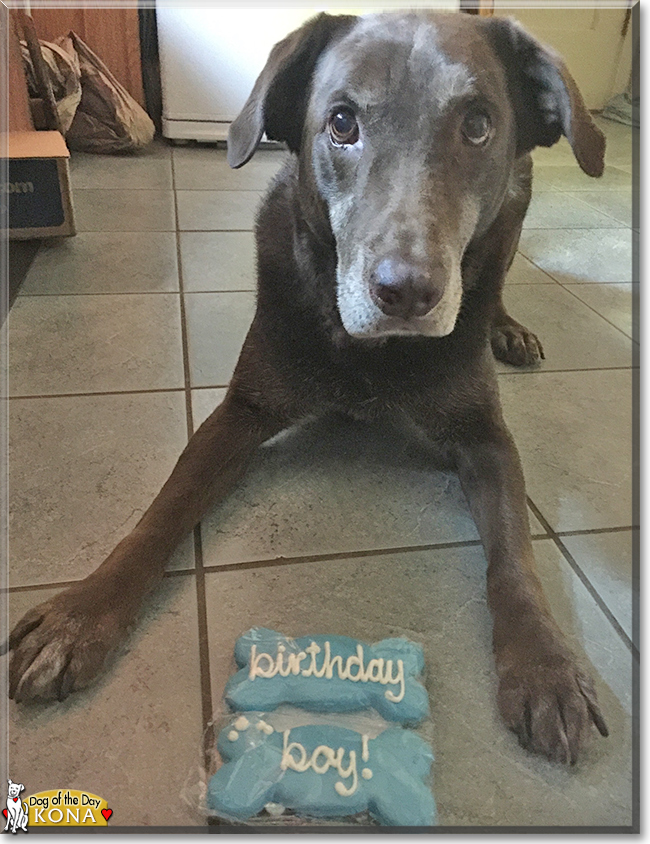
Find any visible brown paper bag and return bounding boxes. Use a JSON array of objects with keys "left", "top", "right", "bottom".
[
  {"left": 21, "top": 37, "right": 81, "bottom": 134},
  {"left": 58, "top": 31, "right": 154, "bottom": 153}
]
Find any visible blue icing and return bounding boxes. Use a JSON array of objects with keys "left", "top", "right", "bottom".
[
  {"left": 226, "top": 629, "right": 429, "bottom": 725},
  {"left": 208, "top": 716, "right": 437, "bottom": 827}
]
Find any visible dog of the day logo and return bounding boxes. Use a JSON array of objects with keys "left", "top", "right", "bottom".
[{"left": 3, "top": 781, "right": 113, "bottom": 830}]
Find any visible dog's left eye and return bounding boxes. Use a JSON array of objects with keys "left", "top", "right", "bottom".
[
  {"left": 328, "top": 110, "right": 359, "bottom": 146},
  {"left": 462, "top": 109, "right": 491, "bottom": 146}
]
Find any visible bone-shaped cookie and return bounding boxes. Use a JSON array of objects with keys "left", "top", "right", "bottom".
[
  {"left": 225, "top": 628, "right": 429, "bottom": 724},
  {"left": 208, "top": 715, "right": 437, "bottom": 827}
]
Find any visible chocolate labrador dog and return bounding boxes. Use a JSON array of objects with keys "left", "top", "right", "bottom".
[{"left": 6, "top": 12, "right": 608, "bottom": 765}]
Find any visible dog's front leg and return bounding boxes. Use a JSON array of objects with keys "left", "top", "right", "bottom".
[
  {"left": 453, "top": 427, "right": 608, "bottom": 764},
  {"left": 5, "top": 383, "right": 291, "bottom": 703}
]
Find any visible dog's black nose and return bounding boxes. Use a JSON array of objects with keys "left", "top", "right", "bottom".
[{"left": 369, "top": 258, "right": 443, "bottom": 319}]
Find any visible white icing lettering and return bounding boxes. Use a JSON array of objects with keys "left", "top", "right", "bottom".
[
  {"left": 361, "top": 734, "right": 369, "bottom": 762},
  {"left": 301, "top": 642, "right": 322, "bottom": 678},
  {"left": 248, "top": 641, "right": 406, "bottom": 704},
  {"left": 287, "top": 651, "right": 307, "bottom": 675},
  {"left": 365, "top": 658, "right": 384, "bottom": 682},
  {"left": 334, "top": 749, "right": 358, "bottom": 797},
  {"left": 281, "top": 730, "right": 309, "bottom": 772},
  {"left": 344, "top": 645, "right": 367, "bottom": 681},
  {"left": 276, "top": 644, "right": 287, "bottom": 676},
  {"left": 280, "top": 730, "right": 359, "bottom": 797},
  {"left": 311, "top": 746, "right": 333, "bottom": 774},
  {"left": 362, "top": 768, "right": 373, "bottom": 780},
  {"left": 249, "top": 644, "right": 279, "bottom": 679},
  {"left": 325, "top": 647, "right": 345, "bottom": 680},
  {"left": 383, "top": 659, "right": 405, "bottom": 702}
]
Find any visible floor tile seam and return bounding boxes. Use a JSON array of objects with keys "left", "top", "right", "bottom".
[
  {"left": 553, "top": 280, "right": 636, "bottom": 343},
  {"left": 2, "top": 567, "right": 196, "bottom": 594},
  {"left": 193, "top": 525, "right": 215, "bottom": 767},
  {"left": 551, "top": 182, "right": 633, "bottom": 193},
  {"left": 14, "top": 290, "right": 257, "bottom": 298},
  {"left": 184, "top": 289, "right": 257, "bottom": 294},
  {"left": 2, "top": 531, "right": 599, "bottom": 594},
  {"left": 540, "top": 186, "right": 632, "bottom": 202},
  {"left": 496, "top": 365, "right": 635, "bottom": 376},
  {"left": 15, "top": 291, "right": 183, "bottom": 299},
  {"left": 514, "top": 252, "right": 566, "bottom": 285},
  {"left": 183, "top": 290, "right": 256, "bottom": 296},
  {"left": 523, "top": 195, "right": 628, "bottom": 228},
  {"left": 73, "top": 187, "right": 174, "bottom": 192},
  {"left": 522, "top": 224, "right": 630, "bottom": 234},
  {"left": 515, "top": 250, "right": 633, "bottom": 287},
  {"left": 71, "top": 185, "right": 174, "bottom": 191},
  {"left": 532, "top": 163, "right": 631, "bottom": 174},
  {"left": 526, "top": 497, "right": 637, "bottom": 657},
  {"left": 198, "top": 535, "right": 554, "bottom": 577},
  {"left": 7, "top": 365, "right": 634, "bottom": 399},
  {"left": 174, "top": 187, "right": 270, "bottom": 193},
  {"left": 522, "top": 222, "right": 627, "bottom": 231},
  {"left": 532, "top": 188, "right": 632, "bottom": 197},
  {"left": 560, "top": 191, "right": 633, "bottom": 227},
  {"left": 561, "top": 281, "right": 639, "bottom": 286},
  {"left": 8, "top": 387, "right": 186, "bottom": 401},
  {"left": 522, "top": 225, "right": 630, "bottom": 231},
  {"left": 77, "top": 229, "right": 177, "bottom": 233},
  {"left": 556, "top": 525, "right": 638, "bottom": 537},
  {"left": 172, "top": 156, "right": 215, "bottom": 750}
]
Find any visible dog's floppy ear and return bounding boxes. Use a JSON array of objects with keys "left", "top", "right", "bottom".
[
  {"left": 228, "top": 13, "right": 356, "bottom": 168},
  {"left": 484, "top": 17, "right": 605, "bottom": 177}
]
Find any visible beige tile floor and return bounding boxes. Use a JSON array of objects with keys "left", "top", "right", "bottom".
[{"left": 3, "top": 115, "right": 637, "bottom": 829}]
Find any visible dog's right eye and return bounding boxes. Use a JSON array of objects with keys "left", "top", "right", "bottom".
[
  {"left": 328, "top": 110, "right": 359, "bottom": 146},
  {"left": 461, "top": 108, "right": 492, "bottom": 146}
]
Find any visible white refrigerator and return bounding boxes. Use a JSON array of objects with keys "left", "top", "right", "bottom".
[{"left": 157, "top": 5, "right": 457, "bottom": 142}]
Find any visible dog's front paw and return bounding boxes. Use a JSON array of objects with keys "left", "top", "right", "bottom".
[
  {"left": 496, "top": 644, "right": 608, "bottom": 765},
  {"left": 3, "top": 582, "right": 131, "bottom": 703},
  {"left": 491, "top": 317, "right": 544, "bottom": 367}
]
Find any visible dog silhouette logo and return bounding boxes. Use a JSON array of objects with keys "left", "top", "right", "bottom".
[{"left": 3, "top": 780, "right": 28, "bottom": 834}]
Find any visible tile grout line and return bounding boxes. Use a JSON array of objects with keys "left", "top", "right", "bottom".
[
  {"left": 7, "top": 367, "right": 636, "bottom": 402},
  {"left": 6, "top": 522, "right": 636, "bottom": 593},
  {"left": 556, "top": 525, "right": 638, "bottom": 537},
  {"left": 565, "top": 191, "right": 631, "bottom": 227},
  {"left": 15, "top": 290, "right": 256, "bottom": 297},
  {"left": 526, "top": 497, "right": 637, "bottom": 657},
  {"left": 171, "top": 151, "right": 216, "bottom": 763},
  {"left": 552, "top": 280, "right": 637, "bottom": 344},
  {"left": 496, "top": 365, "right": 635, "bottom": 377},
  {"left": 9, "top": 387, "right": 187, "bottom": 400},
  {"left": 10, "top": 387, "right": 233, "bottom": 402},
  {"left": 4, "top": 534, "right": 558, "bottom": 593},
  {"left": 74, "top": 229, "right": 256, "bottom": 234},
  {"left": 199, "top": 535, "right": 556, "bottom": 575},
  {"left": 73, "top": 187, "right": 266, "bottom": 193}
]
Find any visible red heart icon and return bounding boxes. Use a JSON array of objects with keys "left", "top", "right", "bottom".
[
  {"left": 13, "top": 798, "right": 19, "bottom": 803},
  {"left": 2, "top": 809, "right": 7, "bottom": 819},
  {"left": 101, "top": 808, "right": 112, "bottom": 822}
]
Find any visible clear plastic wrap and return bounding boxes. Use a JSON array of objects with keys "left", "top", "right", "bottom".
[{"left": 183, "top": 628, "right": 437, "bottom": 829}]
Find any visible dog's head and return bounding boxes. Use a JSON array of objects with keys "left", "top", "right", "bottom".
[
  {"left": 7, "top": 780, "right": 24, "bottom": 799},
  {"left": 229, "top": 12, "right": 604, "bottom": 340}
]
